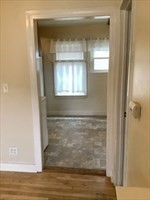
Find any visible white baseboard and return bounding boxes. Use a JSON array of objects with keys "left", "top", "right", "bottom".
[
  {"left": 0, "top": 163, "right": 37, "bottom": 173},
  {"left": 48, "top": 110, "right": 107, "bottom": 116}
]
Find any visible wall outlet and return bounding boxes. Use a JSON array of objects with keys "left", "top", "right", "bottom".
[{"left": 9, "top": 147, "right": 18, "bottom": 156}]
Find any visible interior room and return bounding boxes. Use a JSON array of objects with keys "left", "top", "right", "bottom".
[
  {"left": 37, "top": 17, "right": 110, "bottom": 170},
  {"left": 1, "top": 0, "right": 150, "bottom": 199}
]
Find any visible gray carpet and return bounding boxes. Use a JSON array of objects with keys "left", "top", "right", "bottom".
[{"left": 44, "top": 117, "right": 106, "bottom": 170}]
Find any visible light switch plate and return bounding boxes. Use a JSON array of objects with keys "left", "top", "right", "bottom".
[{"left": 1, "top": 83, "right": 9, "bottom": 93}]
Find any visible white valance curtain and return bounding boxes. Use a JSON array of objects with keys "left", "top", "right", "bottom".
[
  {"left": 49, "top": 38, "right": 109, "bottom": 53},
  {"left": 50, "top": 39, "right": 87, "bottom": 53},
  {"left": 88, "top": 38, "right": 109, "bottom": 52}
]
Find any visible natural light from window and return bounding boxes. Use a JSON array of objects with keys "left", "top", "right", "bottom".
[
  {"left": 51, "top": 39, "right": 87, "bottom": 96},
  {"left": 93, "top": 50, "right": 109, "bottom": 71}
]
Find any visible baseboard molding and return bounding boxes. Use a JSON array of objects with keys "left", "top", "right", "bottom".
[
  {"left": 0, "top": 163, "right": 37, "bottom": 173},
  {"left": 48, "top": 110, "right": 107, "bottom": 116}
]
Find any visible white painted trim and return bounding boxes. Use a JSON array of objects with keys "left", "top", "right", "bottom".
[
  {"left": 114, "top": 10, "right": 129, "bottom": 186},
  {"left": 106, "top": 9, "right": 121, "bottom": 184},
  {"left": 26, "top": 13, "right": 43, "bottom": 172},
  {"left": 26, "top": 6, "right": 121, "bottom": 185},
  {"left": 47, "top": 111, "right": 107, "bottom": 116},
  {"left": 123, "top": 1, "right": 136, "bottom": 186},
  {"left": 0, "top": 163, "right": 37, "bottom": 173}
]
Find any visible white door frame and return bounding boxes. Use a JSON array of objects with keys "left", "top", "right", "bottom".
[
  {"left": 118, "top": 0, "right": 134, "bottom": 186},
  {"left": 116, "top": 10, "right": 131, "bottom": 186},
  {"left": 121, "top": 0, "right": 135, "bottom": 186},
  {"left": 26, "top": 7, "right": 121, "bottom": 184}
]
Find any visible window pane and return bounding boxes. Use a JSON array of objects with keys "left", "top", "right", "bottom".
[
  {"left": 56, "top": 52, "right": 84, "bottom": 60},
  {"left": 54, "top": 62, "right": 87, "bottom": 96},
  {"left": 94, "top": 50, "right": 109, "bottom": 58},
  {"left": 94, "top": 59, "right": 109, "bottom": 71}
]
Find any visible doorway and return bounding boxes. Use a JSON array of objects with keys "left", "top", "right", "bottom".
[
  {"left": 37, "top": 18, "right": 109, "bottom": 170},
  {"left": 26, "top": 7, "right": 121, "bottom": 184}
]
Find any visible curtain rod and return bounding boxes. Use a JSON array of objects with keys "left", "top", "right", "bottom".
[{"left": 49, "top": 37, "right": 109, "bottom": 41}]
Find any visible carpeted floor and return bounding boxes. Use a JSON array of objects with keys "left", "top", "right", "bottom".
[{"left": 44, "top": 117, "right": 106, "bottom": 170}]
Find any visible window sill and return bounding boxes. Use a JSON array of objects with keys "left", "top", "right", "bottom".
[
  {"left": 90, "top": 70, "right": 109, "bottom": 73},
  {"left": 55, "top": 92, "right": 87, "bottom": 97}
]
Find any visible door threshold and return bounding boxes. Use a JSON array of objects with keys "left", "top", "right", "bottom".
[{"left": 43, "top": 166, "right": 106, "bottom": 176}]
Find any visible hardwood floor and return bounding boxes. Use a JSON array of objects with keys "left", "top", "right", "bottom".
[
  {"left": 44, "top": 166, "right": 106, "bottom": 176},
  {"left": 0, "top": 169, "right": 117, "bottom": 200}
]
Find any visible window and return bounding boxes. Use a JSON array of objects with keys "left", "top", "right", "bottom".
[
  {"left": 89, "top": 39, "right": 109, "bottom": 73},
  {"left": 50, "top": 40, "right": 87, "bottom": 96},
  {"left": 93, "top": 50, "right": 109, "bottom": 71},
  {"left": 54, "top": 61, "right": 87, "bottom": 96}
]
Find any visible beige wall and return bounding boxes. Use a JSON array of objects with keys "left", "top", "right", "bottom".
[
  {"left": 0, "top": 0, "right": 120, "bottom": 165},
  {"left": 39, "top": 23, "right": 109, "bottom": 116},
  {"left": 125, "top": 0, "right": 150, "bottom": 187}
]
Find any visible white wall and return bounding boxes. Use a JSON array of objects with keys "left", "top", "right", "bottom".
[
  {"left": 39, "top": 23, "right": 109, "bottom": 116},
  {"left": 125, "top": 0, "right": 150, "bottom": 187},
  {"left": 0, "top": 0, "right": 121, "bottom": 166}
]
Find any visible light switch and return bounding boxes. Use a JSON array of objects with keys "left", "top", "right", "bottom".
[
  {"left": 129, "top": 100, "right": 141, "bottom": 119},
  {"left": 2, "top": 83, "right": 9, "bottom": 93}
]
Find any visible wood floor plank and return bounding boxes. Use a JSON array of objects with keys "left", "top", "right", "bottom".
[
  {"left": 0, "top": 184, "right": 115, "bottom": 197},
  {"left": 0, "top": 194, "right": 48, "bottom": 200},
  {"left": 44, "top": 166, "right": 106, "bottom": 176},
  {"left": 0, "top": 170, "right": 117, "bottom": 200},
  {"left": 0, "top": 182, "right": 115, "bottom": 193}
]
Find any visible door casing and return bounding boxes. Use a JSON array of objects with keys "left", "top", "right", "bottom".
[{"left": 26, "top": 6, "right": 122, "bottom": 185}]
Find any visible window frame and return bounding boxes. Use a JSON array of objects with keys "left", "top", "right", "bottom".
[{"left": 90, "top": 49, "right": 109, "bottom": 73}]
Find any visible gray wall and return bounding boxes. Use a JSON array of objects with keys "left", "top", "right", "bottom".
[{"left": 38, "top": 22, "right": 109, "bottom": 116}]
